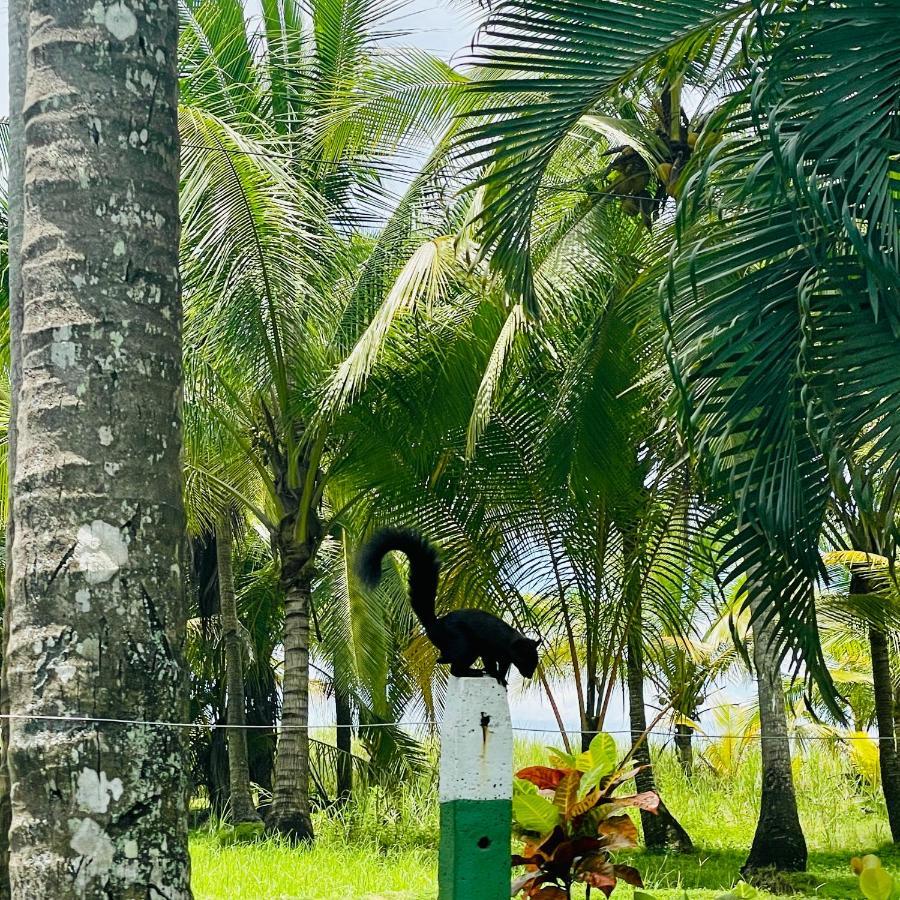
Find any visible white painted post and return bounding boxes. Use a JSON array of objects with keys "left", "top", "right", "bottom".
[{"left": 438, "top": 675, "right": 513, "bottom": 899}]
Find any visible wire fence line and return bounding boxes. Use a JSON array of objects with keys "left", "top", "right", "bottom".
[{"left": 0, "top": 712, "right": 885, "bottom": 742}]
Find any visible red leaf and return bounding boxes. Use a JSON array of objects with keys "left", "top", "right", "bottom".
[
  {"left": 598, "top": 814, "right": 638, "bottom": 850},
  {"left": 535, "top": 826, "right": 567, "bottom": 859},
  {"left": 613, "top": 864, "right": 645, "bottom": 888},
  {"left": 577, "top": 855, "right": 618, "bottom": 897},
  {"left": 528, "top": 887, "right": 567, "bottom": 900},
  {"left": 548, "top": 836, "right": 603, "bottom": 872},
  {"left": 611, "top": 791, "right": 660, "bottom": 814},
  {"left": 517, "top": 766, "right": 566, "bottom": 790}
]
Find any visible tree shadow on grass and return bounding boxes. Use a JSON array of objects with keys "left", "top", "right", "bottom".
[{"left": 625, "top": 844, "right": 900, "bottom": 897}]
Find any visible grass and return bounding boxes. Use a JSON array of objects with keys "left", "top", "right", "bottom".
[{"left": 190, "top": 738, "right": 896, "bottom": 899}]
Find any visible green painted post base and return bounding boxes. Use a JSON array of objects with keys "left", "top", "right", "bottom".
[{"left": 439, "top": 799, "right": 512, "bottom": 899}]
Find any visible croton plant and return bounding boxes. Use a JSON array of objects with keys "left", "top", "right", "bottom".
[{"left": 511, "top": 733, "right": 658, "bottom": 899}]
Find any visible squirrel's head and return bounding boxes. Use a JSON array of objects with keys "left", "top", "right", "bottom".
[{"left": 512, "top": 636, "right": 540, "bottom": 679}]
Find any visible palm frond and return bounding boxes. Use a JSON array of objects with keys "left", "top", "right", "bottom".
[{"left": 460, "top": 0, "right": 753, "bottom": 311}]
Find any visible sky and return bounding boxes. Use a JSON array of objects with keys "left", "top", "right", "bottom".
[{"left": 0, "top": 3, "right": 7, "bottom": 116}]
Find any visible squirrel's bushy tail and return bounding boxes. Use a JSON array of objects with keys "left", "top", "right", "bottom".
[{"left": 356, "top": 528, "right": 440, "bottom": 628}]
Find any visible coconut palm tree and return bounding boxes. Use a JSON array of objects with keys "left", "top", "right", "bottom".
[
  {"left": 5, "top": 0, "right": 191, "bottom": 894},
  {"left": 457, "top": 0, "right": 899, "bottom": 871},
  {"left": 177, "top": 0, "right": 469, "bottom": 840},
  {"left": 326, "top": 123, "right": 712, "bottom": 848},
  {"left": 820, "top": 541, "right": 900, "bottom": 842}
]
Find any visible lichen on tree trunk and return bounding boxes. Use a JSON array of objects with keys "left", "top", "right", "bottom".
[
  {"left": 5, "top": 1, "right": 192, "bottom": 895},
  {"left": 0, "top": 3, "right": 26, "bottom": 894}
]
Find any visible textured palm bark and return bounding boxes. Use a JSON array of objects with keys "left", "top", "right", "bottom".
[
  {"left": 744, "top": 595, "right": 807, "bottom": 873},
  {"left": 268, "top": 577, "right": 314, "bottom": 841},
  {"left": 894, "top": 684, "right": 900, "bottom": 764},
  {"left": 216, "top": 519, "right": 260, "bottom": 825},
  {"left": 626, "top": 625, "right": 693, "bottom": 853},
  {"left": 6, "top": 1, "right": 191, "bottom": 895},
  {"left": 0, "top": 4, "right": 26, "bottom": 894},
  {"left": 868, "top": 621, "right": 900, "bottom": 841}
]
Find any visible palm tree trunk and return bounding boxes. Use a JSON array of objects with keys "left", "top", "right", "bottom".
[
  {"left": 581, "top": 671, "right": 600, "bottom": 752},
  {"left": 847, "top": 567, "right": 900, "bottom": 841},
  {"left": 674, "top": 723, "right": 694, "bottom": 777},
  {"left": 6, "top": 1, "right": 191, "bottom": 895},
  {"left": 216, "top": 518, "right": 260, "bottom": 825},
  {"left": 744, "top": 596, "right": 807, "bottom": 873},
  {"left": 893, "top": 683, "right": 900, "bottom": 759},
  {"left": 268, "top": 574, "right": 315, "bottom": 841},
  {"left": 626, "top": 624, "right": 693, "bottom": 853},
  {"left": 335, "top": 683, "right": 353, "bottom": 807},
  {"left": 0, "top": 3, "right": 26, "bottom": 893},
  {"left": 868, "top": 622, "right": 900, "bottom": 841}
]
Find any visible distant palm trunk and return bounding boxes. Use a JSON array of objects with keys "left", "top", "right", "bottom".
[
  {"left": 744, "top": 582, "right": 807, "bottom": 873},
  {"left": 894, "top": 684, "right": 900, "bottom": 762},
  {"left": 580, "top": 667, "right": 601, "bottom": 752},
  {"left": 334, "top": 684, "right": 353, "bottom": 807},
  {"left": 863, "top": 590, "right": 900, "bottom": 841},
  {"left": 6, "top": 0, "right": 191, "bottom": 894},
  {"left": 626, "top": 612, "right": 693, "bottom": 853},
  {"left": 217, "top": 518, "right": 261, "bottom": 825},
  {"left": 674, "top": 723, "right": 694, "bottom": 777}
]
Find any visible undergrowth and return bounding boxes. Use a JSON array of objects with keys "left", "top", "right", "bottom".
[{"left": 191, "top": 738, "right": 894, "bottom": 899}]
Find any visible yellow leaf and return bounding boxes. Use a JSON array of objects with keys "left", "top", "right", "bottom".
[
  {"left": 571, "top": 788, "right": 601, "bottom": 818},
  {"left": 859, "top": 863, "right": 894, "bottom": 900},
  {"left": 553, "top": 771, "right": 581, "bottom": 819},
  {"left": 822, "top": 550, "right": 889, "bottom": 569}
]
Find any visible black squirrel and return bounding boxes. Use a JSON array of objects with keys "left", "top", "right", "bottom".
[{"left": 357, "top": 528, "right": 539, "bottom": 686}]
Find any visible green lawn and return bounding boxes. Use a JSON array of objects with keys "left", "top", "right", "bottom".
[{"left": 190, "top": 741, "right": 895, "bottom": 899}]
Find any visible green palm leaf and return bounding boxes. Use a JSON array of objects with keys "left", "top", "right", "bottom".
[{"left": 460, "top": 0, "right": 754, "bottom": 312}]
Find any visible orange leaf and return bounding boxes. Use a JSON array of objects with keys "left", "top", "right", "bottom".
[
  {"left": 528, "top": 887, "right": 567, "bottom": 900},
  {"left": 517, "top": 766, "right": 566, "bottom": 790},
  {"left": 599, "top": 815, "right": 638, "bottom": 850}
]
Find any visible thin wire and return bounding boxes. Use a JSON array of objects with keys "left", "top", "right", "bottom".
[
  {"left": 0, "top": 713, "right": 427, "bottom": 731},
  {"left": 0, "top": 713, "right": 882, "bottom": 742}
]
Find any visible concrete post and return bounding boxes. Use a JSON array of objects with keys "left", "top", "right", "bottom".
[{"left": 438, "top": 675, "right": 513, "bottom": 899}]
